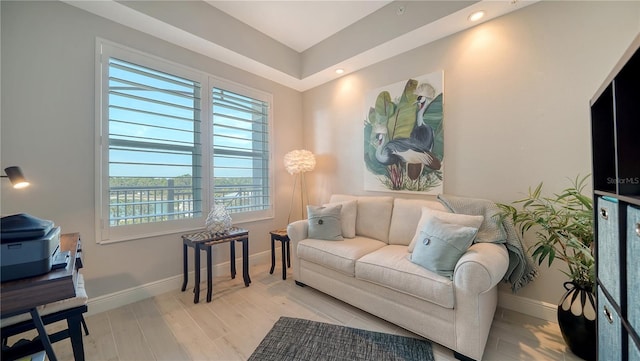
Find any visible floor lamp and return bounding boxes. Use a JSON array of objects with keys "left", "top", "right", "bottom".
[{"left": 284, "top": 149, "right": 316, "bottom": 224}]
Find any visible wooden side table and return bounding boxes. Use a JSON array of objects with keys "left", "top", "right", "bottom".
[
  {"left": 181, "top": 228, "right": 251, "bottom": 303},
  {"left": 269, "top": 229, "right": 290, "bottom": 280}
]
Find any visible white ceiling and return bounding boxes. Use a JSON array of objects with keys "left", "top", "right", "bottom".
[
  {"left": 65, "top": 0, "right": 535, "bottom": 91},
  {"left": 205, "top": 1, "right": 393, "bottom": 52}
]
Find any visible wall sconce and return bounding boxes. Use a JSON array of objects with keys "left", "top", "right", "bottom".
[
  {"left": 284, "top": 149, "right": 316, "bottom": 223},
  {"left": 2, "top": 166, "right": 30, "bottom": 189}
]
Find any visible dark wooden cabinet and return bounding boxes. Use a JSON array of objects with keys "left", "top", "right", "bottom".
[{"left": 590, "top": 34, "right": 640, "bottom": 361}]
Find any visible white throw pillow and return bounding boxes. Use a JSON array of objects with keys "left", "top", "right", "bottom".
[
  {"left": 408, "top": 207, "right": 484, "bottom": 253},
  {"left": 323, "top": 200, "right": 357, "bottom": 238}
]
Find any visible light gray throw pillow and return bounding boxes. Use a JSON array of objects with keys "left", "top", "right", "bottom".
[
  {"left": 307, "top": 204, "right": 344, "bottom": 241},
  {"left": 410, "top": 212, "right": 479, "bottom": 278},
  {"left": 409, "top": 207, "right": 484, "bottom": 252}
]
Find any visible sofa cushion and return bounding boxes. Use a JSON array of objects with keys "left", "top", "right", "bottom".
[
  {"left": 388, "top": 198, "right": 448, "bottom": 246},
  {"left": 408, "top": 208, "right": 484, "bottom": 252},
  {"left": 410, "top": 214, "right": 479, "bottom": 278},
  {"left": 323, "top": 200, "right": 357, "bottom": 238},
  {"left": 297, "top": 236, "right": 386, "bottom": 276},
  {"left": 329, "top": 194, "right": 357, "bottom": 204},
  {"left": 330, "top": 195, "right": 393, "bottom": 243},
  {"left": 307, "top": 204, "right": 344, "bottom": 241},
  {"left": 355, "top": 245, "right": 455, "bottom": 308}
]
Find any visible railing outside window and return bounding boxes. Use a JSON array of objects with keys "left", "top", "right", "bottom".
[{"left": 109, "top": 181, "right": 261, "bottom": 225}]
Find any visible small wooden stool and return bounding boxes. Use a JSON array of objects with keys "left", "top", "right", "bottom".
[{"left": 269, "top": 229, "right": 290, "bottom": 280}]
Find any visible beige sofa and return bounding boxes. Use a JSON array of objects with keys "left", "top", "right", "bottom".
[{"left": 287, "top": 194, "right": 510, "bottom": 361}]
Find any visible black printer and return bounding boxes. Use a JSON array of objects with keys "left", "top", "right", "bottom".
[{"left": 1, "top": 213, "right": 61, "bottom": 282}]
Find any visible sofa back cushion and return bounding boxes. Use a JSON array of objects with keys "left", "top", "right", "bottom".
[
  {"left": 388, "top": 198, "right": 447, "bottom": 246},
  {"left": 322, "top": 199, "right": 357, "bottom": 238},
  {"left": 330, "top": 194, "right": 394, "bottom": 243}
]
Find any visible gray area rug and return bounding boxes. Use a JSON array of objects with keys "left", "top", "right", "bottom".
[{"left": 248, "top": 317, "right": 435, "bottom": 361}]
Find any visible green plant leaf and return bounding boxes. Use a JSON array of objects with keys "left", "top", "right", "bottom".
[
  {"left": 496, "top": 174, "right": 595, "bottom": 288},
  {"left": 547, "top": 248, "right": 556, "bottom": 266}
]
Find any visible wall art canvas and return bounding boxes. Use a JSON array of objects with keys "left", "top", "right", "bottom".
[{"left": 364, "top": 72, "right": 444, "bottom": 194}]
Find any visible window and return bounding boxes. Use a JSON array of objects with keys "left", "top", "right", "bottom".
[
  {"left": 212, "top": 87, "right": 270, "bottom": 214},
  {"left": 97, "top": 41, "right": 272, "bottom": 243},
  {"left": 108, "top": 58, "right": 203, "bottom": 226}
]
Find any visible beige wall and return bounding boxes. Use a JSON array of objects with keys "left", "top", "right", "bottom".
[
  {"left": 2, "top": 0, "right": 639, "bottom": 310},
  {"left": 0, "top": 1, "right": 303, "bottom": 298},
  {"left": 301, "top": 1, "right": 640, "bottom": 305}
]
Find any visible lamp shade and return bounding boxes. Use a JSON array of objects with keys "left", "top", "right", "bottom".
[
  {"left": 4, "top": 166, "right": 30, "bottom": 189},
  {"left": 284, "top": 150, "right": 316, "bottom": 175}
]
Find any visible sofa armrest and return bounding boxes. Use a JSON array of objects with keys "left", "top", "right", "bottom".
[
  {"left": 287, "top": 220, "right": 308, "bottom": 281},
  {"left": 454, "top": 242, "right": 508, "bottom": 294},
  {"left": 287, "top": 220, "right": 308, "bottom": 243},
  {"left": 452, "top": 242, "right": 508, "bottom": 360}
]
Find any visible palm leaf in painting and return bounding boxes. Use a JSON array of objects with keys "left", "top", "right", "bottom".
[
  {"left": 388, "top": 79, "right": 418, "bottom": 140},
  {"left": 423, "top": 93, "right": 444, "bottom": 160}
]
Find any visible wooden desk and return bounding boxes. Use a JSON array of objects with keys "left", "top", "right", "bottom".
[
  {"left": 1, "top": 233, "right": 83, "bottom": 361},
  {"left": 1, "top": 233, "right": 82, "bottom": 315},
  {"left": 181, "top": 228, "right": 251, "bottom": 303}
]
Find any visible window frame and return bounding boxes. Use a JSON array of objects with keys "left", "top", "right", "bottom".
[{"left": 95, "top": 39, "right": 273, "bottom": 244}]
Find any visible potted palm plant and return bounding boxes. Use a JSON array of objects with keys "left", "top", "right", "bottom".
[{"left": 497, "top": 174, "right": 595, "bottom": 361}]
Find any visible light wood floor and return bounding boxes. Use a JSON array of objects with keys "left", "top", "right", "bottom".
[{"left": 10, "top": 262, "right": 583, "bottom": 361}]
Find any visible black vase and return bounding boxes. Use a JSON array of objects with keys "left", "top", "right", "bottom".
[{"left": 557, "top": 281, "right": 596, "bottom": 361}]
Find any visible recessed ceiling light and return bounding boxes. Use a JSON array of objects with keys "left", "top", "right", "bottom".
[
  {"left": 335, "top": 68, "right": 345, "bottom": 75},
  {"left": 468, "top": 10, "right": 485, "bottom": 22}
]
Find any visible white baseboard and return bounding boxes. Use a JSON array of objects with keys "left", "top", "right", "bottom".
[
  {"left": 87, "top": 249, "right": 558, "bottom": 324},
  {"left": 498, "top": 291, "right": 558, "bottom": 322},
  {"left": 86, "top": 250, "right": 272, "bottom": 316}
]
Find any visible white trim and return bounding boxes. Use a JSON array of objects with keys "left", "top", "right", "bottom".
[
  {"left": 95, "top": 38, "right": 106, "bottom": 245},
  {"left": 85, "top": 249, "right": 272, "bottom": 316},
  {"left": 210, "top": 75, "right": 272, "bottom": 104},
  {"left": 498, "top": 291, "right": 558, "bottom": 323},
  {"left": 66, "top": 0, "right": 536, "bottom": 92}
]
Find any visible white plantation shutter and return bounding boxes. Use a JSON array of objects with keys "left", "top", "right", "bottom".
[
  {"left": 108, "top": 57, "right": 203, "bottom": 226},
  {"left": 212, "top": 87, "right": 271, "bottom": 214},
  {"left": 97, "top": 41, "right": 273, "bottom": 243}
]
